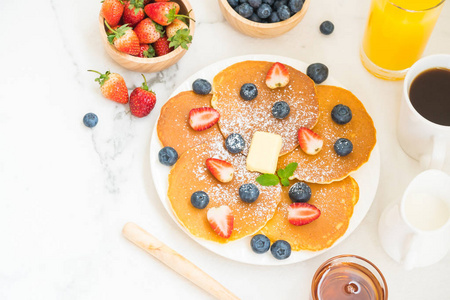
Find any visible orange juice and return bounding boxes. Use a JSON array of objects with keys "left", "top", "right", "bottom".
[{"left": 361, "top": 0, "right": 445, "bottom": 79}]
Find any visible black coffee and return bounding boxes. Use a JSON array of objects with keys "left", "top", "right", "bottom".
[{"left": 409, "top": 68, "right": 450, "bottom": 126}]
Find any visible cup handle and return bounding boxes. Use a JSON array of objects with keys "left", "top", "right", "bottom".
[
  {"left": 402, "top": 233, "right": 419, "bottom": 270},
  {"left": 420, "top": 135, "right": 446, "bottom": 170}
]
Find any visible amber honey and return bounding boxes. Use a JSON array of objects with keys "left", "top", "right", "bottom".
[{"left": 311, "top": 255, "right": 387, "bottom": 300}]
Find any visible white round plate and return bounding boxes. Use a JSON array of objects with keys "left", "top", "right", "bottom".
[{"left": 150, "top": 54, "right": 380, "bottom": 265}]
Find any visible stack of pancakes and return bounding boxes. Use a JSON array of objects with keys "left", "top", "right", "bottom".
[{"left": 156, "top": 61, "right": 376, "bottom": 251}]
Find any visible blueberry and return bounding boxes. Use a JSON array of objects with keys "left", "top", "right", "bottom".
[
  {"left": 227, "top": 0, "right": 239, "bottom": 8},
  {"left": 248, "top": 0, "right": 262, "bottom": 8},
  {"left": 192, "top": 79, "right": 212, "bottom": 95},
  {"left": 277, "top": 5, "right": 291, "bottom": 21},
  {"left": 306, "top": 63, "right": 329, "bottom": 84},
  {"left": 257, "top": 3, "right": 272, "bottom": 19},
  {"left": 334, "top": 138, "right": 353, "bottom": 156},
  {"left": 270, "top": 240, "right": 291, "bottom": 260},
  {"left": 268, "top": 11, "right": 280, "bottom": 22},
  {"left": 248, "top": 13, "right": 262, "bottom": 22},
  {"left": 83, "top": 113, "right": 98, "bottom": 128},
  {"left": 239, "top": 0, "right": 248, "bottom": 3},
  {"left": 240, "top": 83, "right": 258, "bottom": 101},
  {"left": 262, "top": 0, "right": 274, "bottom": 5},
  {"left": 237, "top": 3, "right": 254, "bottom": 18},
  {"left": 225, "top": 133, "right": 245, "bottom": 153},
  {"left": 239, "top": 183, "right": 260, "bottom": 203},
  {"left": 158, "top": 146, "right": 178, "bottom": 166},
  {"left": 273, "top": 0, "right": 288, "bottom": 10},
  {"left": 331, "top": 104, "right": 352, "bottom": 125},
  {"left": 288, "top": 0, "right": 303, "bottom": 13},
  {"left": 190, "top": 191, "right": 209, "bottom": 209},
  {"left": 272, "top": 101, "right": 290, "bottom": 119},
  {"left": 288, "top": 182, "right": 312, "bottom": 203},
  {"left": 251, "top": 234, "right": 271, "bottom": 254},
  {"left": 320, "top": 20, "right": 334, "bottom": 35}
]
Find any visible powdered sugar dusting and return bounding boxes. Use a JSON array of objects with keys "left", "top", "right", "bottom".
[
  {"left": 170, "top": 139, "right": 282, "bottom": 241},
  {"left": 278, "top": 86, "right": 376, "bottom": 183},
  {"left": 212, "top": 61, "right": 319, "bottom": 155}
]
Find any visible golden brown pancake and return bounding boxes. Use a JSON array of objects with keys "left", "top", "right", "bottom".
[
  {"left": 211, "top": 61, "right": 319, "bottom": 156},
  {"left": 259, "top": 177, "right": 359, "bottom": 251},
  {"left": 168, "top": 141, "right": 282, "bottom": 243},
  {"left": 278, "top": 85, "right": 376, "bottom": 183},
  {"left": 157, "top": 91, "right": 223, "bottom": 155}
]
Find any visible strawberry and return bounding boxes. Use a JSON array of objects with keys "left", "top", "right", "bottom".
[
  {"left": 101, "top": 0, "right": 124, "bottom": 27},
  {"left": 134, "top": 18, "right": 163, "bottom": 44},
  {"left": 88, "top": 70, "right": 129, "bottom": 104},
  {"left": 144, "top": 2, "right": 180, "bottom": 26},
  {"left": 266, "top": 62, "right": 290, "bottom": 89},
  {"left": 138, "top": 43, "right": 155, "bottom": 58},
  {"left": 188, "top": 107, "right": 220, "bottom": 131},
  {"left": 105, "top": 22, "right": 140, "bottom": 56},
  {"left": 287, "top": 202, "right": 321, "bottom": 226},
  {"left": 122, "top": 0, "right": 145, "bottom": 27},
  {"left": 206, "top": 158, "right": 234, "bottom": 183},
  {"left": 166, "top": 19, "right": 188, "bottom": 38},
  {"left": 152, "top": 36, "right": 173, "bottom": 56},
  {"left": 130, "top": 74, "right": 156, "bottom": 118},
  {"left": 207, "top": 206, "right": 234, "bottom": 238},
  {"left": 298, "top": 127, "right": 324, "bottom": 155}
]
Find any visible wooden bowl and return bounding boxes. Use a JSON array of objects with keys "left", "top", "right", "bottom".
[
  {"left": 218, "top": 0, "right": 309, "bottom": 38},
  {"left": 99, "top": 0, "right": 195, "bottom": 72}
]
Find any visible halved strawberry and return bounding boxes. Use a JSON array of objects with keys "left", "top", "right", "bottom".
[
  {"left": 206, "top": 158, "right": 234, "bottom": 183},
  {"left": 298, "top": 127, "right": 323, "bottom": 155},
  {"left": 266, "top": 62, "right": 290, "bottom": 89},
  {"left": 188, "top": 107, "right": 220, "bottom": 131},
  {"left": 207, "top": 206, "right": 234, "bottom": 238},
  {"left": 288, "top": 202, "right": 321, "bottom": 226}
]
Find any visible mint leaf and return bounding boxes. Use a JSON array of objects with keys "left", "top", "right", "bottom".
[
  {"left": 277, "top": 168, "right": 286, "bottom": 179},
  {"left": 256, "top": 174, "right": 280, "bottom": 186},
  {"left": 281, "top": 178, "right": 290, "bottom": 187},
  {"left": 283, "top": 162, "right": 298, "bottom": 178}
]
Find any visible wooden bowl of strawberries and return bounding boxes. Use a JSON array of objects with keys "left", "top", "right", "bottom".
[{"left": 99, "top": 0, "right": 195, "bottom": 72}]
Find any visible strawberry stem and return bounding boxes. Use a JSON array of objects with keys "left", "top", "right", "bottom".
[
  {"left": 88, "top": 70, "right": 110, "bottom": 86},
  {"left": 104, "top": 20, "right": 117, "bottom": 34},
  {"left": 175, "top": 13, "right": 196, "bottom": 23},
  {"left": 141, "top": 74, "right": 149, "bottom": 91}
]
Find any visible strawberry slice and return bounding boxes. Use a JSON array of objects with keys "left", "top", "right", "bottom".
[
  {"left": 207, "top": 206, "right": 234, "bottom": 238},
  {"left": 266, "top": 62, "right": 290, "bottom": 89},
  {"left": 298, "top": 127, "right": 323, "bottom": 155},
  {"left": 206, "top": 158, "right": 234, "bottom": 183},
  {"left": 188, "top": 107, "right": 220, "bottom": 131},
  {"left": 288, "top": 202, "right": 321, "bottom": 226}
]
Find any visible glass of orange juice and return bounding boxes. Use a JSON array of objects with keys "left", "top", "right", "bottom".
[{"left": 360, "top": 0, "right": 446, "bottom": 80}]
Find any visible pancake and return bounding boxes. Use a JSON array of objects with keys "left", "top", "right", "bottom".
[
  {"left": 278, "top": 85, "right": 376, "bottom": 183},
  {"left": 157, "top": 91, "right": 223, "bottom": 155},
  {"left": 211, "top": 61, "right": 319, "bottom": 156},
  {"left": 259, "top": 176, "right": 359, "bottom": 251},
  {"left": 168, "top": 141, "right": 282, "bottom": 243}
]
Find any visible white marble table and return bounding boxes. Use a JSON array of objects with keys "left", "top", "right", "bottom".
[{"left": 1, "top": 0, "right": 449, "bottom": 299}]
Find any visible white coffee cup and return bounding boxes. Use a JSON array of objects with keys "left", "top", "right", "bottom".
[
  {"left": 397, "top": 54, "right": 450, "bottom": 170},
  {"left": 378, "top": 169, "right": 450, "bottom": 270}
]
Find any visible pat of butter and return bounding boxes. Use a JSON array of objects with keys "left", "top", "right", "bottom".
[{"left": 246, "top": 131, "right": 282, "bottom": 174}]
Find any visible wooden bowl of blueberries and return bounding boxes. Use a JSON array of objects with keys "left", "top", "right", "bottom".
[{"left": 218, "top": 0, "right": 310, "bottom": 38}]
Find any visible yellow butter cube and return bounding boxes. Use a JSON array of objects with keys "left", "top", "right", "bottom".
[{"left": 246, "top": 131, "right": 282, "bottom": 174}]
